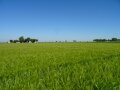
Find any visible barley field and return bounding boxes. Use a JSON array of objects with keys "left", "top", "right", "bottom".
[{"left": 0, "top": 43, "right": 120, "bottom": 90}]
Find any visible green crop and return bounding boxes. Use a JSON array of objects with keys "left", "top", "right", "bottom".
[{"left": 0, "top": 43, "right": 120, "bottom": 90}]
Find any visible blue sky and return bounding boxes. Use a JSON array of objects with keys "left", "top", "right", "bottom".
[{"left": 0, "top": 0, "right": 120, "bottom": 42}]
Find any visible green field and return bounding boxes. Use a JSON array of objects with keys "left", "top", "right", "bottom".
[{"left": 0, "top": 43, "right": 120, "bottom": 90}]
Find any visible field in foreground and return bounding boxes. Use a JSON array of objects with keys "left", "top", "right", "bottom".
[{"left": 0, "top": 43, "right": 120, "bottom": 90}]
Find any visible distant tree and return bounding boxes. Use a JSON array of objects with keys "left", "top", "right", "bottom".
[
  {"left": 93, "top": 39, "right": 107, "bottom": 42},
  {"left": 101, "top": 39, "right": 107, "bottom": 42},
  {"left": 13, "top": 40, "right": 19, "bottom": 43},
  {"left": 26, "top": 37, "right": 31, "bottom": 42},
  {"left": 24, "top": 39, "right": 27, "bottom": 43},
  {"left": 24, "top": 37, "right": 31, "bottom": 43},
  {"left": 112, "top": 38, "right": 117, "bottom": 41},
  {"left": 73, "top": 40, "right": 77, "bottom": 42},
  {"left": 19, "top": 36, "right": 24, "bottom": 43},
  {"left": 93, "top": 39, "right": 97, "bottom": 42},
  {"left": 35, "top": 39, "right": 38, "bottom": 42},
  {"left": 10, "top": 40, "right": 13, "bottom": 43},
  {"left": 30, "top": 39, "right": 38, "bottom": 43},
  {"left": 9, "top": 36, "right": 38, "bottom": 43}
]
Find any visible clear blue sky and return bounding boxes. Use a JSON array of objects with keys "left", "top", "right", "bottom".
[{"left": 0, "top": 0, "right": 120, "bottom": 42}]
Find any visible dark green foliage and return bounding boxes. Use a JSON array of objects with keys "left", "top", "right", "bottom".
[
  {"left": 93, "top": 39, "right": 107, "bottom": 42},
  {"left": 30, "top": 39, "right": 38, "bottom": 43},
  {"left": 73, "top": 40, "right": 77, "bottom": 42},
  {"left": 9, "top": 40, "right": 13, "bottom": 43},
  {"left": 93, "top": 38, "right": 120, "bottom": 42},
  {"left": 9, "top": 36, "right": 38, "bottom": 43},
  {"left": 13, "top": 40, "right": 19, "bottom": 43},
  {"left": 24, "top": 37, "right": 31, "bottom": 43},
  {"left": 19, "top": 36, "right": 25, "bottom": 43},
  {"left": 112, "top": 38, "right": 118, "bottom": 41},
  {"left": 10, "top": 40, "right": 19, "bottom": 43}
]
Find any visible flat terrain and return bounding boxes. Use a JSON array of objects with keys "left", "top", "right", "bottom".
[{"left": 0, "top": 43, "right": 120, "bottom": 90}]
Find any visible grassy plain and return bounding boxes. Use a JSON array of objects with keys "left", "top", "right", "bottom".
[{"left": 0, "top": 43, "right": 120, "bottom": 90}]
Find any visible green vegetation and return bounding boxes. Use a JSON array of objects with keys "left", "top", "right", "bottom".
[
  {"left": 0, "top": 43, "right": 120, "bottom": 90},
  {"left": 10, "top": 36, "right": 38, "bottom": 43},
  {"left": 93, "top": 38, "right": 120, "bottom": 42}
]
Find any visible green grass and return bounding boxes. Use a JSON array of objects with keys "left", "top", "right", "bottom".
[{"left": 0, "top": 43, "right": 120, "bottom": 90}]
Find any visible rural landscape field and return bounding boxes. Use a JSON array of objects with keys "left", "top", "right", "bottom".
[{"left": 0, "top": 43, "right": 120, "bottom": 90}]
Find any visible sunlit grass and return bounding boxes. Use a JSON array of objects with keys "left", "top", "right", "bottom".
[{"left": 0, "top": 43, "right": 120, "bottom": 90}]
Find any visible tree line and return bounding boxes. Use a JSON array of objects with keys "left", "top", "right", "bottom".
[
  {"left": 93, "top": 38, "right": 120, "bottom": 42},
  {"left": 10, "top": 36, "right": 38, "bottom": 43}
]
